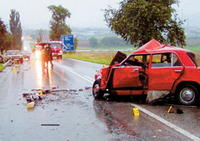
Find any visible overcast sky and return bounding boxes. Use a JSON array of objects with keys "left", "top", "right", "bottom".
[{"left": 0, "top": 0, "right": 199, "bottom": 29}]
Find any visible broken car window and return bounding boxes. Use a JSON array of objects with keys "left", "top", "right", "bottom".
[
  {"left": 123, "top": 55, "right": 149, "bottom": 67},
  {"left": 187, "top": 52, "right": 200, "bottom": 67}
]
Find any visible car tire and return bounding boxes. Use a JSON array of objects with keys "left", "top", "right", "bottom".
[
  {"left": 177, "top": 84, "right": 199, "bottom": 105},
  {"left": 92, "top": 79, "right": 104, "bottom": 100}
]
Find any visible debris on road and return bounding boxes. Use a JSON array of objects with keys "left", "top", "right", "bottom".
[
  {"left": 176, "top": 108, "right": 184, "bottom": 114},
  {"left": 167, "top": 105, "right": 184, "bottom": 114},
  {"left": 27, "top": 102, "right": 35, "bottom": 109},
  {"left": 22, "top": 86, "right": 92, "bottom": 109},
  {"left": 85, "top": 86, "right": 91, "bottom": 90},
  {"left": 146, "top": 90, "right": 170, "bottom": 104},
  {"left": 41, "top": 124, "right": 60, "bottom": 126}
]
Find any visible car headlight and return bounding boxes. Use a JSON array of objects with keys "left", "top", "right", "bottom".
[{"left": 35, "top": 50, "right": 41, "bottom": 59}]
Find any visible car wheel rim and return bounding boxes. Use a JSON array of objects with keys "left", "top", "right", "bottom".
[
  {"left": 93, "top": 83, "right": 100, "bottom": 97},
  {"left": 180, "top": 88, "right": 195, "bottom": 103}
]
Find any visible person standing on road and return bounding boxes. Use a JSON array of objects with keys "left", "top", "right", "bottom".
[
  {"left": 45, "top": 44, "right": 53, "bottom": 68},
  {"left": 40, "top": 46, "right": 47, "bottom": 69}
]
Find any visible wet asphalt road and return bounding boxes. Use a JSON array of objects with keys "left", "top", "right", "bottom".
[{"left": 0, "top": 57, "right": 200, "bottom": 141}]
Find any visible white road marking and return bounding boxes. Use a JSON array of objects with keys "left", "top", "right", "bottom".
[
  {"left": 83, "top": 75, "right": 94, "bottom": 81},
  {"left": 67, "top": 69, "right": 93, "bottom": 84},
  {"left": 131, "top": 104, "right": 200, "bottom": 141},
  {"left": 54, "top": 62, "right": 93, "bottom": 84},
  {"left": 58, "top": 62, "right": 200, "bottom": 141}
]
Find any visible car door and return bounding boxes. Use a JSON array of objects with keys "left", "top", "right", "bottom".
[
  {"left": 148, "top": 53, "right": 184, "bottom": 90},
  {"left": 112, "top": 66, "right": 143, "bottom": 89},
  {"left": 111, "top": 55, "right": 149, "bottom": 91}
]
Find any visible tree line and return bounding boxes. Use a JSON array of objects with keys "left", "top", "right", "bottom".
[
  {"left": 0, "top": 9, "right": 22, "bottom": 53},
  {"left": 89, "top": 36, "right": 131, "bottom": 47}
]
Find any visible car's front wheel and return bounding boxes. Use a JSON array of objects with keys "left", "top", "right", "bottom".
[
  {"left": 177, "top": 84, "right": 199, "bottom": 105},
  {"left": 92, "top": 79, "right": 104, "bottom": 100}
]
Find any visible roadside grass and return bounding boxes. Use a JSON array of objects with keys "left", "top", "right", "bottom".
[
  {"left": 63, "top": 52, "right": 117, "bottom": 65},
  {"left": 64, "top": 45, "right": 200, "bottom": 65},
  {"left": 78, "top": 46, "right": 134, "bottom": 51},
  {"left": 185, "top": 45, "right": 200, "bottom": 52}
]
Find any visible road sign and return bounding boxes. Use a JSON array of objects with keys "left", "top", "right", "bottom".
[{"left": 61, "top": 35, "right": 74, "bottom": 51}]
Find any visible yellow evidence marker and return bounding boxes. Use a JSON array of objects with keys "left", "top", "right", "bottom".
[
  {"left": 132, "top": 107, "right": 140, "bottom": 116},
  {"left": 167, "top": 105, "right": 175, "bottom": 113},
  {"left": 12, "top": 67, "right": 17, "bottom": 73},
  {"left": 27, "top": 102, "right": 35, "bottom": 109},
  {"left": 38, "top": 90, "right": 43, "bottom": 96}
]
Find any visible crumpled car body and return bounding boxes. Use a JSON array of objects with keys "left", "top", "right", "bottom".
[{"left": 93, "top": 39, "right": 200, "bottom": 105}]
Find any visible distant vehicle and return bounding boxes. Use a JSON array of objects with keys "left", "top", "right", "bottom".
[
  {"left": 21, "top": 51, "right": 31, "bottom": 60},
  {"left": 35, "top": 41, "right": 63, "bottom": 59},
  {"left": 50, "top": 41, "right": 63, "bottom": 59},
  {"left": 93, "top": 39, "right": 200, "bottom": 106},
  {"left": 5, "top": 50, "right": 23, "bottom": 64}
]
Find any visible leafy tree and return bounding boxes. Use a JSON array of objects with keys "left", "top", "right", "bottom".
[
  {"left": 100, "top": 36, "right": 130, "bottom": 46},
  {"left": 0, "top": 19, "right": 11, "bottom": 53},
  {"left": 4, "top": 33, "right": 13, "bottom": 50},
  {"left": 89, "top": 37, "right": 98, "bottom": 47},
  {"left": 48, "top": 5, "right": 71, "bottom": 40},
  {"left": 36, "top": 29, "right": 45, "bottom": 43},
  {"left": 105, "top": 0, "right": 186, "bottom": 47},
  {"left": 9, "top": 9, "right": 22, "bottom": 50},
  {"left": 74, "top": 37, "right": 78, "bottom": 50}
]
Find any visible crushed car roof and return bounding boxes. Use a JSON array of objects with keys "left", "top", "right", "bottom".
[{"left": 133, "top": 39, "right": 191, "bottom": 54}]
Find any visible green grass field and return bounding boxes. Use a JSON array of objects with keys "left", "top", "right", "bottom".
[
  {"left": 186, "top": 45, "right": 200, "bottom": 52},
  {"left": 63, "top": 52, "right": 116, "bottom": 65}
]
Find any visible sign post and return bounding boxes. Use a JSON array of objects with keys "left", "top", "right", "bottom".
[{"left": 61, "top": 35, "right": 74, "bottom": 51}]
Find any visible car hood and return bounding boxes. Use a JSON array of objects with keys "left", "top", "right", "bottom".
[{"left": 109, "top": 51, "right": 127, "bottom": 66}]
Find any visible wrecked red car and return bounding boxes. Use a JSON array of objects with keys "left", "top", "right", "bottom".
[{"left": 93, "top": 39, "right": 200, "bottom": 105}]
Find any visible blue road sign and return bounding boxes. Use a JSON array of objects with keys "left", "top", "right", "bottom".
[{"left": 61, "top": 35, "right": 74, "bottom": 51}]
